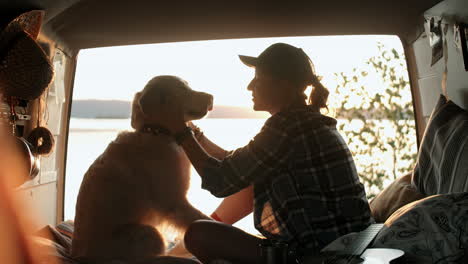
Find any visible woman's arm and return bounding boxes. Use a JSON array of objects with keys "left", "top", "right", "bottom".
[
  {"left": 211, "top": 185, "right": 254, "bottom": 225},
  {"left": 178, "top": 114, "right": 293, "bottom": 198},
  {"left": 189, "top": 122, "right": 229, "bottom": 160},
  {"left": 160, "top": 104, "right": 291, "bottom": 198}
]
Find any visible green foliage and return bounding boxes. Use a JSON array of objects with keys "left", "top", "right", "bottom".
[{"left": 331, "top": 43, "right": 417, "bottom": 198}]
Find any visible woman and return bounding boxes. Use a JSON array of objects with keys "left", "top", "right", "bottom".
[{"left": 161, "top": 43, "right": 372, "bottom": 264}]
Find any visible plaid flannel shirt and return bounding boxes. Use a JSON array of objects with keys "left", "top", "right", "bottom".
[{"left": 201, "top": 106, "right": 372, "bottom": 252}]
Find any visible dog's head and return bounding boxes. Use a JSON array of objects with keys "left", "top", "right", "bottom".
[{"left": 131, "top": 75, "right": 213, "bottom": 130}]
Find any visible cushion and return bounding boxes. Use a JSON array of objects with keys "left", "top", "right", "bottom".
[
  {"left": 32, "top": 236, "right": 79, "bottom": 264},
  {"left": 33, "top": 221, "right": 78, "bottom": 263},
  {"left": 369, "top": 173, "right": 425, "bottom": 223},
  {"left": 35, "top": 220, "right": 74, "bottom": 255},
  {"left": 371, "top": 192, "right": 468, "bottom": 262},
  {"left": 412, "top": 95, "right": 468, "bottom": 196},
  {"left": 49, "top": 224, "right": 73, "bottom": 253},
  {"left": 56, "top": 220, "right": 74, "bottom": 239}
]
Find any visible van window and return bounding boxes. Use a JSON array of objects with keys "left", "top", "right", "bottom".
[{"left": 65, "top": 36, "right": 416, "bottom": 234}]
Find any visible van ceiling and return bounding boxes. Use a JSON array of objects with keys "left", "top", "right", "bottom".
[{"left": 1, "top": 0, "right": 443, "bottom": 52}]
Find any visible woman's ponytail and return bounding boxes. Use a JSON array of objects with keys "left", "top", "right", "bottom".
[{"left": 308, "top": 74, "right": 329, "bottom": 112}]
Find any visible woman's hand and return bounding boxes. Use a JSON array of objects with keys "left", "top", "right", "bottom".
[
  {"left": 187, "top": 121, "right": 196, "bottom": 129},
  {"left": 187, "top": 121, "right": 202, "bottom": 139}
]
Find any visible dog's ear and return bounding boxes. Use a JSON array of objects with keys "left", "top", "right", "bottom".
[
  {"left": 138, "top": 86, "right": 168, "bottom": 117},
  {"left": 139, "top": 88, "right": 155, "bottom": 116},
  {"left": 131, "top": 92, "right": 145, "bottom": 130}
]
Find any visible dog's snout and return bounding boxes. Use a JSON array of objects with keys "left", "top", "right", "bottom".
[
  {"left": 184, "top": 91, "right": 213, "bottom": 120},
  {"left": 200, "top": 92, "right": 213, "bottom": 111},
  {"left": 207, "top": 94, "right": 213, "bottom": 111}
]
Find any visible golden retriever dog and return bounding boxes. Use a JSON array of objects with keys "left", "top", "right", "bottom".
[{"left": 71, "top": 76, "right": 213, "bottom": 264}]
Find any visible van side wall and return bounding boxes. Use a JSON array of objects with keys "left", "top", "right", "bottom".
[
  {"left": 411, "top": 0, "right": 468, "bottom": 133},
  {"left": 17, "top": 47, "right": 75, "bottom": 229}
]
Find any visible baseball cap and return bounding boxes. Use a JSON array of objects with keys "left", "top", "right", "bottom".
[{"left": 239, "top": 43, "right": 316, "bottom": 85}]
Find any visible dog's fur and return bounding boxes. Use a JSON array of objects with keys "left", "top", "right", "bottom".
[{"left": 71, "top": 76, "right": 213, "bottom": 263}]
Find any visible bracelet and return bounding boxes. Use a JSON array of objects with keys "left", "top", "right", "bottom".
[{"left": 174, "top": 126, "right": 194, "bottom": 145}]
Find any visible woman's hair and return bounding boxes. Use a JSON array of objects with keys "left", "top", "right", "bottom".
[
  {"left": 308, "top": 74, "right": 329, "bottom": 112},
  {"left": 294, "top": 56, "right": 329, "bottom": 112}
]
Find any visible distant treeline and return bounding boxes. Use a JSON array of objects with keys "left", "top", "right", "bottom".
[{"left": 71, "top": 100, "right": 269, "bottom": 119}]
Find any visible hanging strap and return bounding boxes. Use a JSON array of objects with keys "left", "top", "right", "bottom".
[
  {"left": 339, "top": 223, "right": 385, "bottom": 257},
  {"left": 300, "top": 224, "right": 385, "bottom": 264},
  {"left": 441, "top": 22, "right": 449, "bottom": 99}
]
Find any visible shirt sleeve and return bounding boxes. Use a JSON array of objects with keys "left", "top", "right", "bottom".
[{"left": 200, "top": 113, "right": 294, "bottom": 197}]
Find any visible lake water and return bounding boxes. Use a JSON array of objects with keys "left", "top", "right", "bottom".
[{"left": 65, "top": 118, "right": 266, "bottom": 234}]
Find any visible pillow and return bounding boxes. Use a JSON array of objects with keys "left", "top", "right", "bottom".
[
  {"left": 412, "top": 95, "right": 468, "bottom": 196},
  {"left": 56, "top": 220, "right": 74, "bottom": 239},
  {"left": 32, "top": 236, "right": 78, "bottom": 264},
  {"left": 371, "top": 192, "right": 468, "bottom": 263},
  {"left": 36, "top": 220, "right": 74, "bottom": 253},
  {"left": 370, "top": 173, "right": 425, "bottom": 223}
]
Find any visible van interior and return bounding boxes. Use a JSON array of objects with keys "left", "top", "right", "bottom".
[{"left": 1, "top": 0, "right": 468, "bottom": 263}]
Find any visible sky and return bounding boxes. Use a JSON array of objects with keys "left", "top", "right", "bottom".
[{"left": 73, "top": 35, "right": 404, "bottom": 107}]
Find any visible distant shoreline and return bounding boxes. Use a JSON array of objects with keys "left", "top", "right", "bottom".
[
  {"left": 71, "top": 100, "right": 269, "bottom": 119},
  {"left": 69, "top": 128, "right": 124, "bottom": 132},
  {"left": 74, "top": 116, "right": 268, "bottom": 119},
  {"left": 71, "top": 100, "right": 414, "bottom": 120}
]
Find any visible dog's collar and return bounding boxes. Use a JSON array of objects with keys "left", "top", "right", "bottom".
[{"left": 139, "top": 124, "right": 172, "bottom": 136}]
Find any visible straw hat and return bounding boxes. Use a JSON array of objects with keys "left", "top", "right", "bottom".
[{"left": 0, "top": 10, "right": 54, "bottom": 100}]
